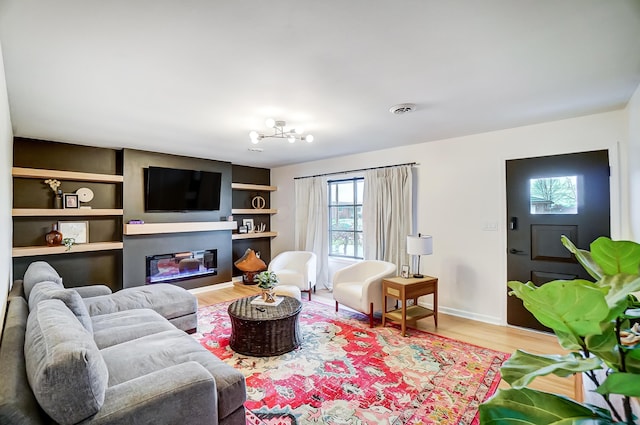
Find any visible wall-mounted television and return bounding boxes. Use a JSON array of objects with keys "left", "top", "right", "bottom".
[{"left": 145, "top": 166, "right": 222, "bottom": 212}]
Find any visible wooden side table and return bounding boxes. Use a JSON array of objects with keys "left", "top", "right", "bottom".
[{"left": 382, "top": 275, "right": 438, "bottom": 336}]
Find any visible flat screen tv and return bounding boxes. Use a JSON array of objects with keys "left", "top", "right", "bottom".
[{"left": 145, "top": 166, "right": 222, "bottom": 211}]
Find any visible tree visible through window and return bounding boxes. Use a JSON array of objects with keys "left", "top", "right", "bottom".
[
  {"left": 529, "top": 176, "right": 578, "bottom": 214},
  {"left": 328, "top": 178, "right": 364, "bottom": 258}
]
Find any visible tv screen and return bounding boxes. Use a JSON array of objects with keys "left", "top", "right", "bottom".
[{"left": 145, "top": 166, "right": 222, "bottom": 211}]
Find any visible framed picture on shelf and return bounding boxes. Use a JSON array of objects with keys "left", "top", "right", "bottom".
[
  {"left": 58, "top": 221, "right": 89, "bottom": 244},
  {"left": 401, "top": 265, "right": 410, "bottom": 279},
  {"left": 238, "top": 225, "right": 248, "bottom": 234},
  {"left": 242, "top": 218, "right": 254, "bottom": 233},
  {"left": 63, "top": 193, "right": 80, "bottom": 209}
]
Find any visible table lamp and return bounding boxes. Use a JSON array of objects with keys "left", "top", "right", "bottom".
[{"left": 406, "top": 234, "right": 433, "bottom": 278}]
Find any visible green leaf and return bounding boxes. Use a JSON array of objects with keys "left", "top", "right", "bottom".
[
  {"left": 508, "top": 280, "right": 609, "bottom": 337},
  {"left": 480, "top": 388, "right": 614, "bottom": 424},
  {"left": 561, "top": 235, "right": 603, "bottom": 280},
  {"left": 590, "top": 236, "right": 640, "bottom": 276},
  {"left": 596, "top": 372, "right": 640, "bottom": 397},
  {"left": 601, "top": 274, "right": 640, "bottom": 321},
  {"left": 584, "top": 322, "right": 620, "bottom": 369},
  {"left": 500, "top": 350, "right": 602, "bottom": 388},
  {"left": 625, "top": 348, "right": 640, "bottom": 374}
]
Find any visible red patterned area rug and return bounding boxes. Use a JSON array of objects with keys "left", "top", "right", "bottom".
[{"left": 194, "top": 300, "right": 508, "bottom": 425}]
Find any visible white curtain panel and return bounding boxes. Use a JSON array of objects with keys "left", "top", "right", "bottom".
[
  {"left": 362, "top": 165, "right": 413, "bottom": 270},
  {"left": 294, "top": 176, "right": 330, "bottom": 289}
]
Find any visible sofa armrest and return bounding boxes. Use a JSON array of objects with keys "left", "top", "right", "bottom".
[
  {"left": 73, "top": 285, "right": 113, "bottom": 298},
  {"left": 83, "top": 362, "right": 218, "bottom": 425}
]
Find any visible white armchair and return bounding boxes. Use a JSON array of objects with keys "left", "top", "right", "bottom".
[
  {"left": 268, "top": 251, "right": 317, "bottom": 301},
  {"left": 333, "top": 260, "right": 397, "bottom": 327}
]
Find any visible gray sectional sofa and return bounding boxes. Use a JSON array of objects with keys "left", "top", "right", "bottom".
[{"left": 0, "top": 261, "right": 247, "bottom": 425}]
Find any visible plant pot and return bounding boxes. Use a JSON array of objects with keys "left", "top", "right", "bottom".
[{"left": 262, "top": 288, "right": 276, "bottom": 303}]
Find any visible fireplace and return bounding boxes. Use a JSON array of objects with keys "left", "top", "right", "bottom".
[{"left": 146, "top": 249, "right": 217, "bottom": 284}]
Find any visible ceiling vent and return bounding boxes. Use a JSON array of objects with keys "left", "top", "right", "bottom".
[{"left": 389, "top": 103, "right": 417, "bottom": 115}]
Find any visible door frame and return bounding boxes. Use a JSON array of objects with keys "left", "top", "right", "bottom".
[{"left": 498, "top": 143, "right": 623, "bottom": 326}]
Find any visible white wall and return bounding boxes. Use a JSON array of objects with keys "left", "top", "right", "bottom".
[
  {"left": 627, "top": 84, "right": 640, "bottom": 241},
  {"left": 0, "top": 41, "right": 13, "bottom": 330},
  {"left": 272, "top": 110, "right": 628, "bottom": 325}
]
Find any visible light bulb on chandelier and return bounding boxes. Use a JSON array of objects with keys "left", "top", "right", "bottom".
[{"left": 249, "top": 118, "right": 314, "bottom": 144}]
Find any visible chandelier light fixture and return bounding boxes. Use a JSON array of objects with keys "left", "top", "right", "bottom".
[{"left": 249, "top": 118, "right": 314, "bottom": 144}]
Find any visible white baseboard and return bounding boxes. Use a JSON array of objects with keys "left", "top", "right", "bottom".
[
  {"left": 417, "top": 300, "right": 502, "bottom": 326},
  {"left": 188, "top": 280, "right": 235, "bottom": 294}
]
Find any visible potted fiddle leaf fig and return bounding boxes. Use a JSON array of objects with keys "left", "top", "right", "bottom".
[{"left": 480, "top": 236, "right": 640, "bottom": 424}]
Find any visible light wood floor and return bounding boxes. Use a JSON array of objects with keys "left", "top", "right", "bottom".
[{"left": 194, "top": 282, "right": 579, "bottom": 400}]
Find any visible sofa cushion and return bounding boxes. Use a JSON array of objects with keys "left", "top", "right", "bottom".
[
  {"left": 25, "top": 299, "right": 108, "bottom": 425},
  {"left": 91, "top": 309, "right": 176, "bottom": 349},
  {"left": 29, "top": 281, "right": 93, "bottom": 333},
  {"left": 83, "top": 283, "right": 197, "bottom": 322},
  {"left": 23, "top": 261, "right": 63, "bottom": 300},
  {"left": 0, "top": 297, "right": 47, "bottom": 424},
  {"left": 101, "top": 329, "right": 246, "bottom": 421}
]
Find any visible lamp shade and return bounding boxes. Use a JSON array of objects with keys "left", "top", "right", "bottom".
[{"left": 407, "top": 234, "right": 433, "bottom": 256}]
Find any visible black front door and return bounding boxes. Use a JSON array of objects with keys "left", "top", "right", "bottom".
[{"left": 506, "top": 150, "right": 611, "bottom": 331}]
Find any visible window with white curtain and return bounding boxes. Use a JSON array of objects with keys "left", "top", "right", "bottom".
[{"left": 328, "top": 177, "right": 364, "bottom": 259}]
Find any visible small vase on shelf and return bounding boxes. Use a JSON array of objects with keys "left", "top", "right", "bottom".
[
  {"left": 45, "top": 224, "right": 63, "bottom": 246},
  {"left": 53, "top": 190, "right": 63, "bottom": 209}
]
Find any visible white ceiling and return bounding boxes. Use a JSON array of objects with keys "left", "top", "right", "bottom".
[{"left": 1, "top": 1, "right": 639, "bottom": 168}]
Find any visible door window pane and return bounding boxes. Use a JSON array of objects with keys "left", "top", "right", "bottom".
[{"left": 530, "top": 176, "right": 578, "bottom": 214}]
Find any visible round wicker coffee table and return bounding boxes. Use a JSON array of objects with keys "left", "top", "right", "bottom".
[{"left": 228, "top": 296, "right": 302, "bottom": 356}]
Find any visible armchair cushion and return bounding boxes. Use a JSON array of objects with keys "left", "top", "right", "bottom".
[
  {"left": 268, "top": 251, "right": 317, "bottom": 292},
  {"left": 22, "top": 261, "right": 63, "bottom": 300},
  {"left": 25, "top": 299, "right": 108, "bottom": 425},
  {"left": 333, "top": 260, "right": 396, "bottom": 316}
]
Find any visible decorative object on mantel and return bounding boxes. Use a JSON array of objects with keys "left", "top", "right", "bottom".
[
  {"left": 251, "top": 195, "right": 266, "bottom": 209},
  {"left": 234, "top": 248, "right": 267, "bottom": 284},
  {"left": 44, "top": 224, "right": 63, "bottom": 246},
  {"left": 253, "top": 222, "right": 266, "bottom": 233},
  {"left": 44, "top": 179, "right": 63, "bottom": 209},
  {"left": 253, "top": 270, "right": 279, "bottom": 303},
  {"left": 249, "top": 118, "right": 314, "bottom": 144}
]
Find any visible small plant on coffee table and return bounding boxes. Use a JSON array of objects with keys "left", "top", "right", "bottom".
[
  {"left": 254, "top": 271, "right": 278, "bottom": 290},
  {"left": 254, "top": 271, "right": 279, "bottom": 303}
]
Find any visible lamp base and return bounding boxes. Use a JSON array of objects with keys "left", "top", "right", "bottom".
[{"left": 412, "top": 273, "right": 424, "bottom": 278}]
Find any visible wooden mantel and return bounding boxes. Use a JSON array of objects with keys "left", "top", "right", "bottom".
[{"left": 123, "top": 221, "right": 237, "bottom": 236}]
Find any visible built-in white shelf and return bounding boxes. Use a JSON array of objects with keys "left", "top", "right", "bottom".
[
  {"left": 231, "top": 231, "right": 278, "bottom": 240},
  {"left": 12, "top": 242, "right": 124, "bottom": 258},
  {"left": 123, "top": 221, "right": 237, "bottom": 235},
  {"left": 231, "top": 208, "right": 277, "bottom": 215},
  {"left": 13, "top": 208, "right": 123, "bottom": 217},
  {"left": 12, "top": 167, "right": 123, "bottom": 183},
  {"left": 231, "top": 183, "right": 277, "bottom": 191}
]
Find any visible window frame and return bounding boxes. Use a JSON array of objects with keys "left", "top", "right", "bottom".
[{"left": 328, "top": 177, "right": 364, "bottom": 259}]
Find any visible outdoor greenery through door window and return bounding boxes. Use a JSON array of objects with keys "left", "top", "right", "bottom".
[
  {"left": 329, "top": 178, "right": 364, "bottom": 258},
  {"left": 529, "top": 175, "right": 578, "bottom": 214}
]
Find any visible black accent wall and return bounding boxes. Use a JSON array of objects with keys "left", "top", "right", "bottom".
[{"left": 122, "top": 149, "right": 233, "bottom": 288}]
